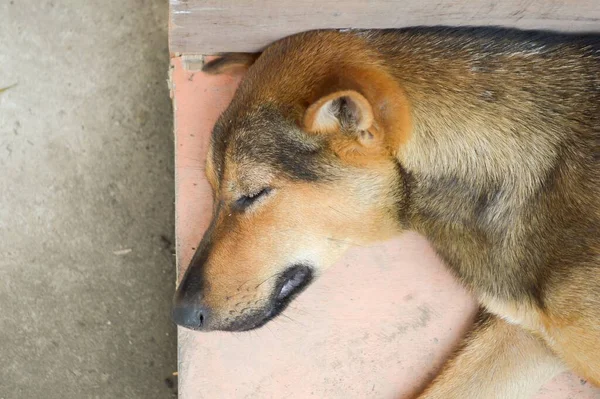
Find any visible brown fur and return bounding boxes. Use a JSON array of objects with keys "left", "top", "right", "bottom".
[{"left": 173, "top": 27, "right": 600, "bottom": 397}]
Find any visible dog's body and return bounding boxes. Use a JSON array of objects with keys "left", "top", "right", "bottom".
[{"left": 173, "top": 27, "right": 600, "bottom": 398}]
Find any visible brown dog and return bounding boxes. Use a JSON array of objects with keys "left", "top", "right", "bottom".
[{"left": 172, "top": 27, "right": 600, "bottom": 398}]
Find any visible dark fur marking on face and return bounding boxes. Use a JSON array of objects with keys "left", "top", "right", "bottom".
[
  {"left": 210, "top": 123, "right": 227, "bottom": 182},
  {"left": 212, "top": 106, "right": 330, "bottom": 182},
  {"left": 175, "top": 201, "right": 223, "bottom": 304},
  {"left": 175, "top": 244, "right": 210, "bottom": 303}
]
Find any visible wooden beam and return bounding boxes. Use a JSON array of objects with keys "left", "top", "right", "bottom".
[{"left": 169, "top": 0, "right": 600, "bottom": 54}]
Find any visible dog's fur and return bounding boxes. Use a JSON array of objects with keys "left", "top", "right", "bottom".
[{"left": 173, "top": 27, "right": 600, "bottom": 397}]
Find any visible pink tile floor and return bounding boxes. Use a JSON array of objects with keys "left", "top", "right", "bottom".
[{"left": 170, "top": 56, "right": 600, "bottom": 399}]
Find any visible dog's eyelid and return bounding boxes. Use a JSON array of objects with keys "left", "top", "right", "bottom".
[
  {"left": 249, "top": 187, "right": 270, "bottom": 198},
  {"left": 234, "top": 187, "right": 273, "bottom": 209}
]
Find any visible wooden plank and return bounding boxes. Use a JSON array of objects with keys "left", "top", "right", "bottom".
[{"left": 169, "top": 0, "right": 600, "bottom": 54}]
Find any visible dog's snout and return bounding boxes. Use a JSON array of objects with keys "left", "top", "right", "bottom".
[{"left": 171, "top": 303, "right": 210, "bottom": 331}]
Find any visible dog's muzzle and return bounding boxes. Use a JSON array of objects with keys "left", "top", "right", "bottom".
[{"left": 172, "top": 265, "right": 313, "bottom": 332}]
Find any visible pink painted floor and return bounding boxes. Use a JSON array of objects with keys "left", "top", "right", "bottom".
[{"left": 170, "top": 56, "right": 600, "bottom": 399}]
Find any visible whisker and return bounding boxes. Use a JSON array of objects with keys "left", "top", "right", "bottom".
[
  {"left": 255, "top": 271, "right": 283, "bottom": 289},
  {"left": 279, "top": 312, "right": 303, "bottom": 327}
]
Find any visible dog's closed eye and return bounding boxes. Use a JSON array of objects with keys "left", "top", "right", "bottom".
[{"left": 235, "top": 187, "right": 272, "bottom": 210}]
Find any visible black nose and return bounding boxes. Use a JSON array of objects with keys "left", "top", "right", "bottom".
[{"left": 171, "top": 303, "right": 210, "bottom": 331}]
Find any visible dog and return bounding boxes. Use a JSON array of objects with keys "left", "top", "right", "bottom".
[{"left": 172, "top": 26, "right": 600, "bottom": 398}]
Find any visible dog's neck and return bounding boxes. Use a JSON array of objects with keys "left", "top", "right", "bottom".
[
  {"left": 397, "top": 93, "right": 558, "bottom": 201},
  {"left": 384, "top": 59, "right": 568, "bottom": 300}
]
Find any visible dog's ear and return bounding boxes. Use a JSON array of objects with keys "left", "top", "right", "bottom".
[
  {"left": 202, "top": 53, "right": 260, "bottom": 75},
  {"left": 304, "top": 90, "right": 381, "bottom": 148}
]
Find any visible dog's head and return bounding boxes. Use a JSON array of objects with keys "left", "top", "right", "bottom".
[{"left": 173, "top": 31, "right": 412, "bottom": 331}]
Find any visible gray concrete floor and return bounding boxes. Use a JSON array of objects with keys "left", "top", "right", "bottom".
[{"left": 0, "top": 1, "right": 177, "bottom": 398}]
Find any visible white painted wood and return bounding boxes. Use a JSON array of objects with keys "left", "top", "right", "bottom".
[{"left": 169, "top": 0, "right": 600, "bottom": 54}]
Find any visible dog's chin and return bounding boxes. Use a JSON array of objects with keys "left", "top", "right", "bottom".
[{"left": 220, "top": 265, "right": 314, "bottom": 332}]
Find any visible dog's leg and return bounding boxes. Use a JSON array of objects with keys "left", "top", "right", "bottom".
[{"left": 416, "top": 310, "right": 564, "bottom": 399}]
